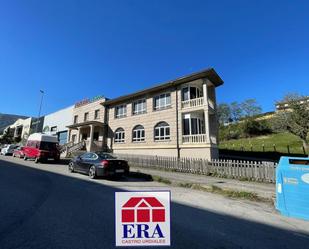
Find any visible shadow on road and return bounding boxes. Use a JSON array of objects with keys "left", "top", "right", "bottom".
[{"left": 0, "top": 159, "right": 308, "bottom": 249}]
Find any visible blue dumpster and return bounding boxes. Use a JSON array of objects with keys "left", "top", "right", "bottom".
[{"left": 276, "top": 156, "right": 309, "bottom": 220}]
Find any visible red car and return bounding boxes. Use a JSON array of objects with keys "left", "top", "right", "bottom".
[
  {"left": 23, "top": 133, "right": 60, "bottom": 163},
  {"left": 12, "top": 146, "right": 25, "bottom": 158}
]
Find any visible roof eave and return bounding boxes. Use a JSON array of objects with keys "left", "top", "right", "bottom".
[{"left": 103, "top": 68, "right": 223, "bottom": 106}]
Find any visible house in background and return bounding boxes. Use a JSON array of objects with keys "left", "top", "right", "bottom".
[
  {"left": 2, "top": 117, "right": 34, "bottom": 142},
  {"left": 276, "top": 96, "right": 309, "bottom": 111}
]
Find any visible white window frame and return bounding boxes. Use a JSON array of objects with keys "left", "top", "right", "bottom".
[
  {"left": 115, "top": 105, "right": 127, "bottom": 118},
  {"left": 153, "top": 93, "right": 171, "bottom": 110},
  {"left": 132, "top": 125, "right": 145, "bottom": 142},
  {"left": 182, "top": 86, "right": 202, "bottom": 101},
  {"left": 133, "top": 99, "right": 147, "bottom": 115},
  {"left": 115, "top": 128, "right": 125, "bottom": 143},
  {"left": 154, "top": 122, "right": 170, "bottom": 141}
]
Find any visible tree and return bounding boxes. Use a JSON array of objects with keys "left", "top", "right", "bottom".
[
  {"left": 230, "top": 101, "right": 242, "bottom": 122},
  {"left": 217, "top": 103, "right": 231, "bottom": 125},
  {"left": 272, "top": 94, "right": 309, "bottom": 154},
  {"left": 0, "top": 127, "right": 13, "bottom": 144},
  {"left": 241, "top": 99, "right": 262, "bottom": 117}
]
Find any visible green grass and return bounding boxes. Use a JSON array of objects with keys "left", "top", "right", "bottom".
[{"left": 219, "top": 132, "right": 306, "bottom": 154}]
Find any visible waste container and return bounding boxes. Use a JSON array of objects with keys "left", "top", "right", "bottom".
[{"left": 276, "top": 156, "right": 309, "bottom": 220}]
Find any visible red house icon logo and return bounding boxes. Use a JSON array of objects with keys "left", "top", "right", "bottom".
[{"left": 122, "top": 197, "right": 165, "bottom": 223}]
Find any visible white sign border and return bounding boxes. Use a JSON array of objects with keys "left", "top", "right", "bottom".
[{"left": 115, "top": 190, "right": 171, "bottom": 247}]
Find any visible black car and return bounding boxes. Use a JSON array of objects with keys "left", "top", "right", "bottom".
[{"left": 68, "top": 151, "right": 129, "bottom": 179}]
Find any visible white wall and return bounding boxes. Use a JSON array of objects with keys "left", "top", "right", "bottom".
[{"left": 43, "top": 105, "right": 74, "bottom": 135}]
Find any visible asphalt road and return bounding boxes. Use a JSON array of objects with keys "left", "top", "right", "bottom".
[{"left": 0, "top": 157, "right": 309, "bottom": 249}]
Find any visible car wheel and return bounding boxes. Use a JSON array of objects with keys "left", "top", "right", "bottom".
[
  {"left": 89, "top": 166, "right": 96, "bottom": 179},
  {"left": 68, "top": 162, "right": 75, "bottom": 173},
  {"left": 34, "top": 157, "right": 40, "bottom": 164}
]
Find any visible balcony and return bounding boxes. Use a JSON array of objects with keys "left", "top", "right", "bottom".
[
  {"left": 181, "top": 97, "right": 204, "bottom": 109},
  {"left": 182, "top": 134, "right": 207, "bottom": 144}
]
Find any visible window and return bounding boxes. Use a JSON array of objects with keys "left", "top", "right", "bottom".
[
  {"left": 96, "top": 152, "right": 116, "bottom": 159},
  {"left": 74, "top": 115, "right": 78, "bottom": 124},
  {"left": 154, "top": 122, "right": 170, "bottom": 141},
  {"left": 80, "top": 153, "right": 96, "bottom": 160},
  {"left": 182, "top": 86, "right": 202, "bottom": 101},
  {"left": 84, "top": 112, "right": 89, "bottom": 121},
  {"left": 154, "top": 93, "right": 171, "bottom": 110},
  {"left": 132, "top": 125, "right": 145, "bottom": 142},
  {"left": 58, "top": 131, "right": 68, "bottom": 145},
  {"left": 115, "top": 105, "right": 127, "bottom": 118},
  {"left": 183, "top": 117, "right": 204, "bottom": 135},
  {"left": 94, "top": 109, "right": 100, "bottom": 119},
  {"left": 114, "top": 128, "right": 125, "bottom": 143},
  {"left": 133, "top": 99, "right": 146, "bottom": 115},
  {"left": 40, "top": 141, "right": 58, "bottom": 150}
]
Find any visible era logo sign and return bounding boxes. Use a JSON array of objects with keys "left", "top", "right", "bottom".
[{"left": 115, "top": 191, "right": 171, "bottom": 247}]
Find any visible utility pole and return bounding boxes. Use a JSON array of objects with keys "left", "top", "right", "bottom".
[{"left": 36, "top": 90, "right": 44, "bottom": 133}]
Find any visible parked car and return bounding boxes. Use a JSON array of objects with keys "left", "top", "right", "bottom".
[
  {"left": 23, "top": 133, "right": 60, "bottom": 163},
  {"left": 68, "top": 152, "right": 129, "bottom": 179},
  {"left": 12, "top": 146, "right": 25, "bottom": 158},
  {"left": 0, "top": 144, "right": 18, "bottom": 156}
]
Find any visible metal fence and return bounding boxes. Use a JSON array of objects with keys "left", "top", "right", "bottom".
[{"left": 115, "top": 154, "right": 277, "bottom": 183}]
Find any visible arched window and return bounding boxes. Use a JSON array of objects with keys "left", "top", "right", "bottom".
[
  {"left": 154, "top": 122, "right": 170, "bottom": 141},
  {"left": 114, "top": 128, "right": 125, "bottom": 143},
  {"left": 132, "top": 125, "right": 145, "bottom": 142}
]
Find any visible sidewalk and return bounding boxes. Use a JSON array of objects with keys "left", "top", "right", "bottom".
[{"left": 131, "top": 166, "right": 276, "bottom": 201}]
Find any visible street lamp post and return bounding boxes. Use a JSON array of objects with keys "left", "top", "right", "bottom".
[{"left": 36, "top": 90, "right": 44, "bottom": 133}]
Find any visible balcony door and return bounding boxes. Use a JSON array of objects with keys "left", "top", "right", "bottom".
[
  {"left": 183, "top": 116, "right": 204, "bottom": 135},
  {"left": 182, "top": 86, "right": 202, "bottom": 101}
]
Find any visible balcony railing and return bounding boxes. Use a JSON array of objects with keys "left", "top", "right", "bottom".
[
  {"left": 182, "top": 134, "right": 207, "bottom": 144},
  {"left": 181, "top": 97, "right": 204, "bottom": 109}
]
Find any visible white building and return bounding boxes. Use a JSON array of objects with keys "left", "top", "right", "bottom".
[{"left": 42, "top": 105, "right": 74, "bottom": 144}]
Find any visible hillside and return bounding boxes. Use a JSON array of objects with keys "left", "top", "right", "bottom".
[
  {"left": 219, "top": 132, "right": 306, "bottom": 155},
  {"left": 0, "top": 113, "right": 28, "bottom": 133}
]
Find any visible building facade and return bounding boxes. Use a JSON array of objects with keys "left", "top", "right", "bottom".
[
  {"left": 66, "top": 68, "right": 223, "bottom": 159},
  {"left": 5, "top": 117, "right": 34, "bottom": 142},
  {"left": 67, "top": 96, "right": 107, "bottom": 152},
  {"left": 42, "top": 105, "right": 74, "bottom": 145}
]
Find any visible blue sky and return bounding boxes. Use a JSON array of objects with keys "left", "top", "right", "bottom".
[{"left": 0, "top": 0, "right": 308, "bottom": 117}]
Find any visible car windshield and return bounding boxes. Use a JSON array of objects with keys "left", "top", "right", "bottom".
[{"left": 96, "top": 152, "right": 116, "bottom": 159}]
